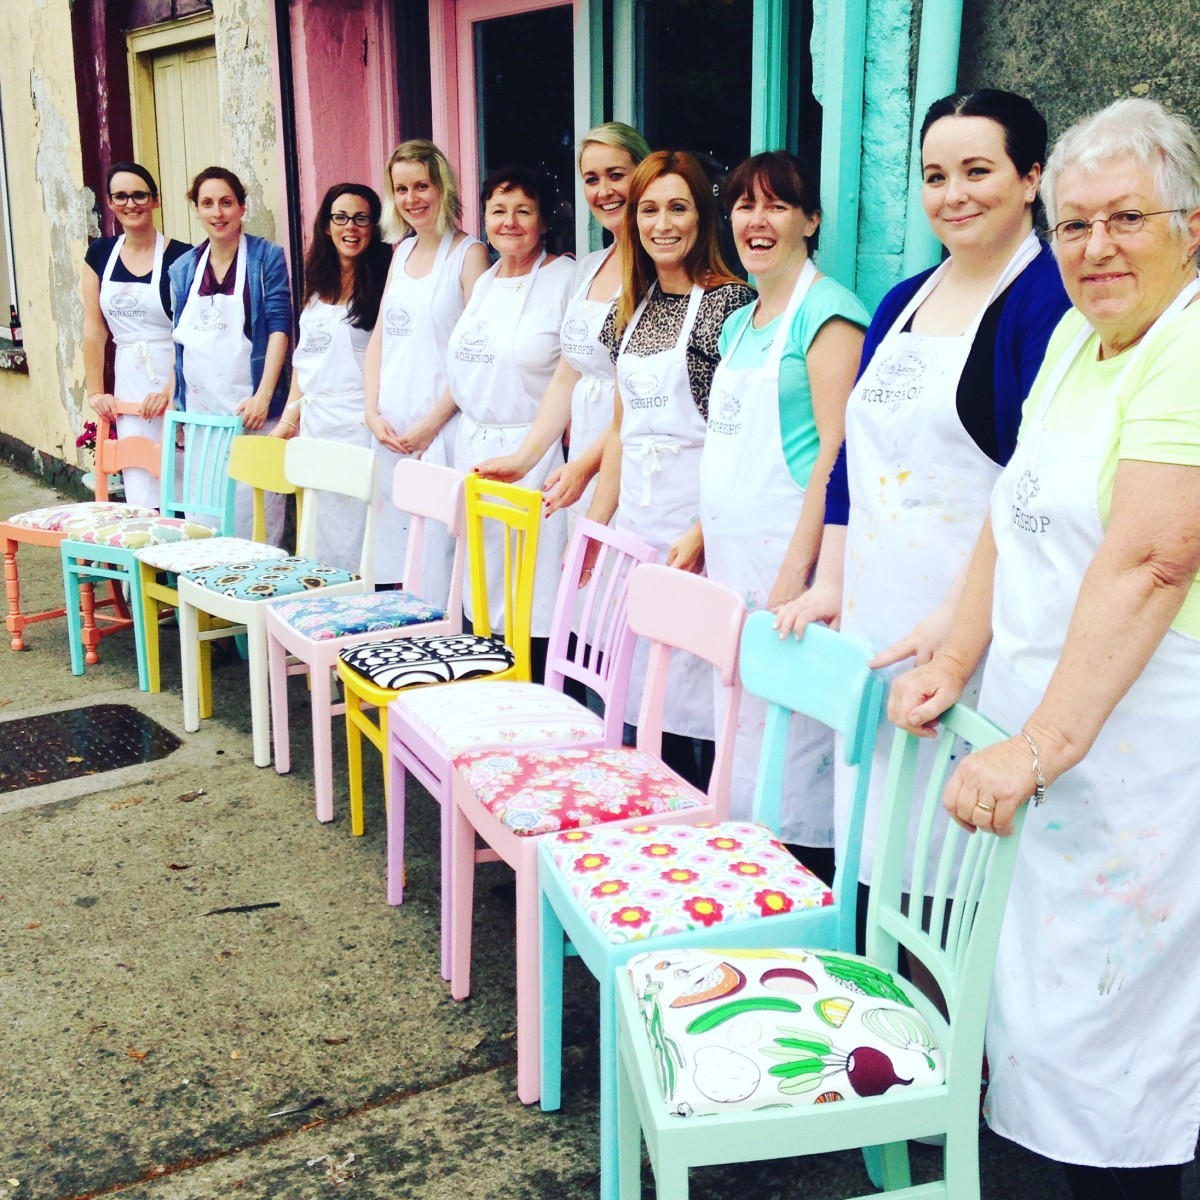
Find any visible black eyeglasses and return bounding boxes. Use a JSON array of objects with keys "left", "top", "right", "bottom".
[
  {"left": 330, "top": 212, "right": 373, "bottom": 227},
  {"left": 1051, "top": 208, "right": 1186, "bottom": 243},
  {"left": 109, "top": 191, "right": 153, "bottom": 206}
]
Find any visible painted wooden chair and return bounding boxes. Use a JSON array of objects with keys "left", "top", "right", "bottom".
[
  {"left": 536, "top": 611, "right": 886, "bottom": 1198},
  {"left": 135, "top": 435, "right": 297, "bottom": 711},
  {"left": 3, "top": 400, "right": 160, "bottom": 654},
  {"left": 59, "top": 410, "right": 243, "bottom": 687},
  {"left": 176, "top": 437, "right": 377, "bottom": 767},
  {"left": 332, "top": 475, "right": 542, "bottom": 844},
  {"left": 265, "top": 459, "right": 467, "bottom": 826},
  {"left": 384, "top": 517, "right": 656, "bottom": 981},
  {"left": 446, "top": 563, "right": 748, "bottom": 1105},
  {"left": 613, "top": 703, "right": 1026, "bottom": 1200}
]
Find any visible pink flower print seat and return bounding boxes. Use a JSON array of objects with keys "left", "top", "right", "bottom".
[
  {"left": 71, "top": 516, "right": 217, "bottom": 550},
  {"left": 545, "top": 821, "right": 831, "bottom": 944},
  {"left": 338, "top": 633, "right": 514, "bottom": 690},
  {"left": 273, "top": 590, "right": 445, "bottom": 642},
  {"left": 183, "top": 556, "right": 359, "bottom": 601},
  {"left": 452, "top": 747, "right": 706, "bottom": 838},
  {"left": 135, "top": 536, "right": 288, "bottom": 573},
  {"left": 390, "top": 682, "right": 604, "bottom": 755},
  {"left": 8, "top": 501, "right": 158, "bottom": 534},
  {"left": 625, "top": 947, "right": 945, "bottom": 1118}
]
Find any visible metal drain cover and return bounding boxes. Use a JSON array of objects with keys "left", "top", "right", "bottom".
[{"left": 0, "top": 703, "right": 182, "bottom": 792}]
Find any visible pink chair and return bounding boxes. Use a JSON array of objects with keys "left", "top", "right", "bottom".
[
  {"left": 264, "top": 459, "right": 466, "bottom": 825},
  {"left": 446, "top": 563, "right": 747, "bottom": 1104},
  {"left": 384, "top": 518, "right": 657, "bottom": 980}
]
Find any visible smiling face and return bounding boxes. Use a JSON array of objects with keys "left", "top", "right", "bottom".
[
  {"left": 1052, "top": 155, "right": 1200, "bottom": 355},
  {"left": 195, "top": 178, "right": 245, "bottom": 245},
  {"left": 390, "top": 160, "right": 441, "bottom": 234},
  {"left": 108, "top": 170, "right": 160, "bottom": 235},
  {"left": 483, "top": 185, "right": 544, "bottom": 264},
  {"left": 580, "top": 142, "right": 637, "bottom": 236},
  {"left": 730, "top": 177, "right": 818, "bottom": 281},
  {"left": 327, "top": 192, "right": 374, "bottom": 263},
  {"left": 921, "top": 115, "right": 1039, "bottom": 263},
  {"left": 636, "top": 173, "right": 700, "bottom": 278}
]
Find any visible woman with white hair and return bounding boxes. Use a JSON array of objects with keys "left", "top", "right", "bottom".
[{"left": 890, "top": 97, "right": 1200, "bottom": 1199}]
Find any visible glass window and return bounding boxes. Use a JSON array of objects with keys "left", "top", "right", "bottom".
[{"left": 394, "top": 0, "right": 433, "bottom": 141}]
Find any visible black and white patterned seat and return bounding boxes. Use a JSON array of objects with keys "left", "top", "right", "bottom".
[{"left": 337, "top": 633, "right": 515, "bottom": 690}]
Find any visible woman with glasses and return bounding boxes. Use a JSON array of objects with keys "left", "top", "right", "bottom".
[
  {"left": 270, "top": 183, "right": 391, "bottom": 571},
  {"left": 170, "top": 166, "right": 292, "bottom": 542},
  {"left": 777, "top": 90, "right": 1069, "bottom": 892},
  {"left": 889, "top": 97, "right": 1200, "bottom": 1200},
  {"left": 363, "top": 139, "right": 490, "bottom": 593},
  {"left": 83, "top": 162, "right": 192, "bottom": 508}
]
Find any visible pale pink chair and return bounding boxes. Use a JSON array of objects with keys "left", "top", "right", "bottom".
[
  {"left": 264, "top": 459, "right": 466, "bottom": 825},
  {"left": 384, "top": 518, "right": 657, "bottom": 980},
  {"left": 446, "top": 563, "right": 747, "bottom": 1104}
]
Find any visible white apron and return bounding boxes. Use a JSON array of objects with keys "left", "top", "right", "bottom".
[
  {"left": 373, "top": 233, "right": 461, "bottom": 591},
  {"left": 99, "top": 234, "right": 173, "bottom": 509},
  {"left": 616, "top": 284, "right": 713, "bottom": 738},
  {"left": 174, "top": 240, "right": 284, "bottom": 544},
  {"left": 292, "top": 298, "right": 372, "bottom": 572},
  {"left": 983, "top": 279, "right": 1200, "bottom": 1167},
  {"left": 700, "top": 260, "right": 832, "bottom": 844},
  {"left": 449, "top": 253, "right": 569, "bottom": 638},
  {"left": 840, "top": 230, "right": 1040, "bottom": 886}
]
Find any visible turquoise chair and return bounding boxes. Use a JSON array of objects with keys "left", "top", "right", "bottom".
[
  {"left": 536, "top": 611, "right": 887, "bottom": 1199},
  {"left": 613, "top": 703, "right": 1027, "bottom": 1200},
  {"left": 60, "top": 409, "right": 241, "bottom": 689}
]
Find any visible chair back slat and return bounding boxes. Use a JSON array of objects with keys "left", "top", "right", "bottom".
[
  {"left": 160, "top": 410, "right": 241, "bottom": 531},
  {"left": 94, "top": 401, "right": 161, "bottom": 493}
]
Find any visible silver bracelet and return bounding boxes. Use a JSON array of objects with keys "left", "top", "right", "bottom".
[{"left": 1019, "top": 730, "right": 1047, "bottom": 806}]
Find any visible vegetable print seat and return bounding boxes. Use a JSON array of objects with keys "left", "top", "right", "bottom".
[{"left": 625, "top": 947, "right": 944, "bottom": 1118}]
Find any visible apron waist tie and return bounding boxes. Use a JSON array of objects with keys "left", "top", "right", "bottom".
[
  {"left": 117, "top": 337, "right": 174, "bottom": 389},
  {"left": 460, "top": 413, "right": 534, "bottom": 434},
  {"left": 629, "top": 438, "right": 682, "bottom": 507}
]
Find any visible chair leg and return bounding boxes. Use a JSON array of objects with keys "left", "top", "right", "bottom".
[
  {"left": 79, "top": 577, "right": 100, "bottom": 666},
  {"left": 309, "top": 666, "right": 337, "bottom": 823},
  {"left": 942, "top": 1119, "right": 979, "bottom": 1200},
  {"left": 180, "top": 600, "right": 201, "bottom": 734},
  {"left": 615, "top": 1045, "right": 645, "bottom": 1200},
  {"left": 876, "top": 1140, "right": 912, "bottom": 1190},
  {"left": 437, "top": 775, "right": 453, "bottom": 980},
  {"left": 539, "top": 887, "right": 566, "bottom": 1112},
  {"left": 345, "top": 690, "right": 366, "bottom": 836},
  {"left": 268, "top": 633, "right": 292, "bottom": 777},
  {"left": 62, "top": 557, "right": 86, "bottom": 676},
  {"left": 247, "top": 618, "right": 272, "bottom": 768},
  {"left": 386, "top": 748, "right": 407, "bottom": 905},
  {"left": 448, "top": 794, "right": 477, "bottom": 1002},
  {"left": 197, "top": 610, "right": 214, "bottom": 721},
  {"left": 139, "top": 569, "right": 162, "bottom": 694},
  {"left": 4, "top": 539, "right": 24, "bottom": 651},
  {"left": 598, "top": 972, "right": 623, "bottom": 1200},
  {"left": 127, "top": 570, "right": 150, "bottom": 692},
  {"left": 515, "top": 862, "right": 541, "bottom": 1105}
]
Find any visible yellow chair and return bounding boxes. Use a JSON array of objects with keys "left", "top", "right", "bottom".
[
  {"left": 135, "top": 436, "right": 299, "bottom": 716},
  {"left": 334, "top": 475, "right": 542, "bottom": 830}
]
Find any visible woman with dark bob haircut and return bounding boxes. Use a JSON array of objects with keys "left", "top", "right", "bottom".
[
  {"left": 583, "top": 149, "right": 754, "bottom": 785},
  {"left": 82, "top": 160, "right": 192, "bottom": 508},
  {"left": 777, "top": 90, "right": 1069, "bottom": 900},
  {"left": 170, "top": 165, "right": 292, "bottom": 542},
  {"left": 270, "top": 182, "right": 391, "bottom": 570}
]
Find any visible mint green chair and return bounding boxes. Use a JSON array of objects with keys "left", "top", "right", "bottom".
[
  {"left": 537, "top": 612, "right": 886, "bottom": 1198},
  {"left": 613, "top": 703, "right": 1025, "bottom": 1200}
]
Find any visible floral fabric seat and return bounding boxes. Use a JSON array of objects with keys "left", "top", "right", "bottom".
[
  {"left": 545, "top": 821, "right": 832, "bottom": 944},
  {"left": 452, "top": 747, "right": 705, "bottom": 838},
  {"left": 390, "top": 682, "right": 604, "bottom": 755},
  {"left": 338, "top": 634, "right": 514, "bottom": 690},
  {"left": 273, "top": 590, "right": 445, "bottom": 642},
  {"left": 7, "top": 501, "right": 157, "bottom": 534},
  {"left": 72, "top": 517, "right": 216, "bottom": 550},
  {"left": 135, "top": 536, "right": 288, "bottom": 573},
  {"left": 183, "top": 556, "right": 358, "bottom": 600},
  {"left": 625, "top": 947, "right": 945, "bottom": 1119}
]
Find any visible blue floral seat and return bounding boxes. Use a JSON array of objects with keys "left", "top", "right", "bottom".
[
  {"left": 272, "top": 590, "right": 445, "bottom": 641},
  {"left": 182, "top": 556, "right": 359, "bottom": 601}
]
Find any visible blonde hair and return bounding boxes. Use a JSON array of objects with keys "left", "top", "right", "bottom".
[
  {"left": 578, "top": 122, "right": 650, "bottom": 170},
  {"left": 380, "top": 139, "right": 462, "bottom": 243}
]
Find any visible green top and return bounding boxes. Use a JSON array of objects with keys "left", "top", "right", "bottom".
[
  {"left": 718, "top": 275, "right": 869, "bottom": 489},
  {"left": 1019, "top": 303, "right": 1200, "bottom": 636}
]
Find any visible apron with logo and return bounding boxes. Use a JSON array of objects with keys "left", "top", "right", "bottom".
[
  {"left": 448, "top": 253, "right": 569, "bottom": 637},
  {"left": 700, "top": 260, "right": 831, "bottom": 842},
  {"left": 616, "top": 284, "right": 712, "bottom": 738},
  {"left": 373, "top": 233, "right": 465, "bottom": 591},
  {"left": 840, "top": 230, "right": 1040, "bottom": 886},
  {"left": 174, "top": 240, "right": 284, "bottom": 543},
  {"left": 982, "top": 279, "right": 1200, "bottom": 1166},
  {"left": 99, "top": 233, "right": 173, "bottom": 509},
  {"left": 292, "top": 297, "right": 372, "bottom": 572}
]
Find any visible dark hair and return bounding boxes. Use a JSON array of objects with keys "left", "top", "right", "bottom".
[
  {"left": 303, "top": 183, "right": 390, "bottom": 330},
  {"left": 724, "top": 150, "right": 820, "bottom": 247},
  {"left": 920, "top": 89, "right": 1048, "bottom": 177},
  {"left": 106, "top": 161, "right": 158, "bottom": 198},
  {"left": 187, "top": 166, "right": 247, "bottom": 206},
  {"left": 480, "top": 164, "right": 557, "bottom": 235}
]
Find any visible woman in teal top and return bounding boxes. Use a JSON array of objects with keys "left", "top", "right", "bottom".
[{"left": 699, "top": 150, "right": 868, "bottom": 877}]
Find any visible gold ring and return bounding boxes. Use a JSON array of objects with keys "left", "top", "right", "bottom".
[{"left": 974, "top": 800, "right": 996, "bottom": 813}]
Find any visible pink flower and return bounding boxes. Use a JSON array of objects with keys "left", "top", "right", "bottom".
[
  {"left": 682, "top": 896, "right": 725, "bottom": 927},
  {"left": 611, "top": 905, "right": 652, "bottom": 930}
]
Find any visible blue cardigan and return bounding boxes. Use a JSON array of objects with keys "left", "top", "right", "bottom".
[
  {"left": 169, "top": 233, "right": 293, "bottom": 418},
  {"left": 826, "top": 242, "right": 1070, "bottom": 523}
]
